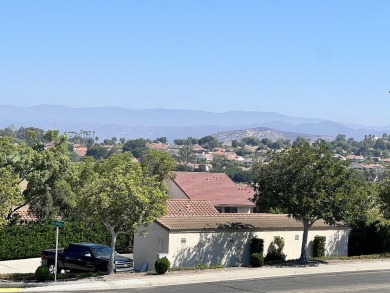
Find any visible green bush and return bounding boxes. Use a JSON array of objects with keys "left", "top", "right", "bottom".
[
  {"left": 265, "top": 250, "right": 286, "bottom": 262},
  {"left": 313, "top": 236, "right": 326, "bottom": 257},
  {"left": 35, "top": 264, "right": 50, "bottom": 282},
  {"left": 155, "top": 257, "right": 170, "bottom": 274},
  {"left": 0, "top": 220, "right": 132, "bottom": 260},
  {"left": 250, "top": 253, "right": 264, "bottom": 267},
  {"left": 265, "top": 236, "right": 286, "bottom": 262},
  {"left": 250, "top": 238, "right": 264, "bottom": 254}
]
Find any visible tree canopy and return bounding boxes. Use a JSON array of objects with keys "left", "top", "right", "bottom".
[
  {"left": 77, "top": 153, "right": 169, "bottom": 274},
  {"left": 251, "top": 140, "right": 371, "bottom": 261},
  {"left": 0, "top": 130, "right": 74, "bottom": 223}
]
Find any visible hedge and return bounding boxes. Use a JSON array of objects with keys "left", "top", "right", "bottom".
[
  {"left": 313, "top": 236, "right": 326, "bottom": 257},
  {"left": 0, "top": 221, "right": 132, "bottom": 261}
]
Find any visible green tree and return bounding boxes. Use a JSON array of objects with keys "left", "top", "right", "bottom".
[
  {"left": 198, "top": 135, "right": 219, "bottom": 150},
  {"left": 0, "top": 167, "right": 22, "bottom": 227},
  {"left": 251, "top": 140, "right": 370, "bottom": 261},
  {"left": 177, "top": 144, "right": 195, "bottom": 164},
  {"left": 379, "top": 175, "right": 390, "bottom": 219},
  {"left": 86, "top": 145, "right": 109, "bottom": 160},
  {"left": 122, "top": 138, "right": 147, "bottom": 158},
  {"left": 77, "top": 153, "right": 169, "bottom": 274},
  {"left": 141, "top": 149, "right": 176, "bottom": 182},
  {"left": 0, "top": 130, "right": 74, "bottom": 222},
  {"left": 241, "top": 137, "right": 260, "bottom": 146}
]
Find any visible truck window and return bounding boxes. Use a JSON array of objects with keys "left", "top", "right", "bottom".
[
  {"left": 79, "top": 247, "right": 92, "bottom": 257},
  {"left": 67, "top": 245, "right": 81, "bottom": 256}
]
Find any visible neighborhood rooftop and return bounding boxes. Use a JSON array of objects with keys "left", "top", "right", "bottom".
[
  {"left": 156, "top": 214, "right": 345, "bottom": 231},
  {"left": 171, "top": 172, "right": 255, "bottom": 207},
  {"left": 166, "top": 199, "right": 220, "bottom": 217}
]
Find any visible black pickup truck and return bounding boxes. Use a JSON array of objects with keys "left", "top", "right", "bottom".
[{"left": 41, "top": 242, "right": 133, "bottom": 273}]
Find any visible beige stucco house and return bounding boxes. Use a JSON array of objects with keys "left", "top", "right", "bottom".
[
  {"left": 167, "top": 171, "right": 255, "bottom": 213},
  {"left": 134, "top": 200, "right": 349, "bottom": 271}
]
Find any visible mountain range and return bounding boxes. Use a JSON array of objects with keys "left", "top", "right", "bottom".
[{"left": 0, "top": 105, "right": 389, "bottom": 142}]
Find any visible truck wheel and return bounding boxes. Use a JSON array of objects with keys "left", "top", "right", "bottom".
[{"left": 48, "top": 262, "right": 61, "bottom": 274}]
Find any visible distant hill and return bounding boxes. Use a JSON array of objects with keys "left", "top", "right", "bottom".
[
  {"left": 212, "top": 127, "right": 333, "bottom": 144},
  {"left": 0, "top": 105, "right": 389, "bottom": 141}
]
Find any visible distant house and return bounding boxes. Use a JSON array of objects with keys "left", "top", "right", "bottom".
[
  {"left": 167, "top": 172, "right": 255, "bottom": 213},
  {"left": 134, "top": 200, "right": 349, "bottom": 271},
  {"left": 346, "top": 154, "right": 364, "bottom": 162},
  {"left": 72, "top": 144, "right": 87, "bottom": 157}
]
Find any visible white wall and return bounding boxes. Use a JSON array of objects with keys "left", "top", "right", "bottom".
[
  {"left": 134, "top": 224, "right": 349, "bottom": 271},
  {"left": 166, "top": 179, "right": 188, "bottom": 199},
  {"left": 166, "top": 228, "right": 349, "bottom": 268},
  {"left": 133, "top": 223, "right": 169, "bottom": 271}
]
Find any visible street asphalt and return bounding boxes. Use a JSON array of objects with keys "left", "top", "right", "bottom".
[{"left": 1, "top": 258, "right": 390, "bottom": 292}]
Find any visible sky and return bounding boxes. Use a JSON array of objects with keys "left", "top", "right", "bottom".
[{"left": 0, "top": 0, "right": 389, "bottom": 126}]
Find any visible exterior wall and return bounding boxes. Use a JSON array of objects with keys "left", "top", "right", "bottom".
[
  {"left": 166, "top": 228, "right": 349, "bottom": 269},
  {"left": 166, "top": 179, "right": 188, "bottom": 199},
  {"left": 133, "top": 223, "right": 169, "bottom": 271}
]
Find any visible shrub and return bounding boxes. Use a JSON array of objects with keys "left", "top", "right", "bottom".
[
  {"left": 265, "top": 236, "right": 286, "bottom": 263},
  {"left": 265, "top": 250, "right": 286, "bottom": 262},
  {"left": 35, "top": 264, "right": 50, "bottom": 282},
  {"left": 250, "top": 253, "right": 264, "bottom": 267},
  {"left": 250, "top": 238, "right": 264, "bottom": 254},
  {"left": 155, "top": 257, "right": 170, "bottom": 274},
  {"left": 313, "top": 236, "right": 326, "bottom": 257}
]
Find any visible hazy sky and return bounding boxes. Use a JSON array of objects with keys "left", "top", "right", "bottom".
[{"left": 0, "top": 0, "right": 389, "bottom": 126}]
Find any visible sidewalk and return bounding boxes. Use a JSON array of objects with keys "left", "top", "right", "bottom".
[{"left": 1, "top": 259, "right": 390, "bottom": 292}]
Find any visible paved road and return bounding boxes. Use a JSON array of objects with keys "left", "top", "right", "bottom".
[{"left": 37, "top": 270, "right": 390, "bottom": 293}]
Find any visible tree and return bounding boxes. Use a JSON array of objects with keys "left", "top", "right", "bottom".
[
  {"left": 198, "top": 136, "right": 219, "bottom": 150},
  {"left": 77, "top": 153, "right": 169, "bottom": 274},
  {"left": 140, "top": 149, "right": 176, "bottom": 182},
  {"left": 0, "top": 130, "right": 74, "bottom": 223},
  {"left": 251, "top": 140, "right": 370, "bottom": 261},
  {"left": 122, "top": 138, "right": 147, "bottom": 158},
  {"left": 86, "top": 145, "right": 108, "bottom": 160},
  {"left": 177, "top": 144, "right": 195, "bottom": 164},
  {"left": 379, "top": 175, "right": 390, "bottom": 219},
  {"left": 241, "top": 137, "right": 260, "bottom": 146},
  {"left": 0, "top": 167, "right": 22, "bottom": 227}
]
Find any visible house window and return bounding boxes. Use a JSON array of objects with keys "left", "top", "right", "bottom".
[
  {"left": 181, "top": 238, "right": 186, "bottom": 244},
  {"left": 224, "top": 207, "right": 238, "bottom": 213},
  {"left": 295, "top": 235, "right": 299, "bottom": 240},
  {"left": 157, "top": 239, "right": 163, "bottom": 252},
  {"left": 216, "top": 208, "right": 223, "bottom": 213}
]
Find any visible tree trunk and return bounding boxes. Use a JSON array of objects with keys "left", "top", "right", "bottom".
[
  {"left": 299, "top": 220, "right": 310, "bottom": 262},
  {"left": 108, "top": 227, "right": 117, "bottom": 275}
]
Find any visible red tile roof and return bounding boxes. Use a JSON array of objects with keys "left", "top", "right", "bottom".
[
  {"left": 166, "top": 199, "right": 220, "bottom": 217},
  {"left": 171, "top": 172, "right": 255, "bottom": 207},
  {"left": 157, "top": 213, "right": 346, "bottom": 231}
]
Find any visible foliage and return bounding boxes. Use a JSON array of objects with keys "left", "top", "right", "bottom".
[
  {"left": 177, "top": 144, "right": 195, "bottom": 163},
  {"left": 0, "top": 130, "right": 74, "bottom": 224},
  {"left": 249, "top": 253, "right": 264, "bottom": 267},
  {"left": 348, "top": 220, "right": 390, "bottom": 256},
  {"left": 0, "top": 167, "right": 22, "bottom": 228},
  {"left": 225, "top": 168, "right": 252, "bottom": 183},
  {"left": 0, "top": 220, "right": 132, "bottom": 260},
  {"left": 265, "top": 250, "right": 286, "bottom": 262},
  {"left": 77, "top": 153, "right": 169, "bottom": 274},
  {"left": 250, "top": 238, "right": 264, "bottom": 254},
  {"left": 34, "top": 264, "right": 50, "bottom": 282},
  {"left": 379, "top": 176, "right": 390, "bottom": 219},
  {"left": 313, "top": 236, "right": 326, "bottom": 257},
  {"left": 265, "top": 236, "right": 286, "bottom": 262},
  {"left": 155, "top": 257, "right": 170, "bottom": 274},
  {"left": 198, "top": 135, "right": 220, "bottom": 150},
  {"left": 85, "top": 145, "right": 108, "bottom": 160},
  {"left": 141, "top": 149, "right": 176, "bottom": 182},
  {"left": 122, "top": 138, "right": 147, "bottom": 158},
  {"left": 251, "top": 139, "right": 371, "bottom": 261}
]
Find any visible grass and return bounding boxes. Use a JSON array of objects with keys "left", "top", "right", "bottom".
[{"left": 170, "top": 263, "right": 225, "bottom": 271}]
